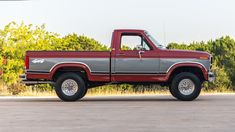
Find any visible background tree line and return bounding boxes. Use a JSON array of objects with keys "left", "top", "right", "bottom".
[{"left": 0, "top": 22, "right": 234, "bottom": 95}]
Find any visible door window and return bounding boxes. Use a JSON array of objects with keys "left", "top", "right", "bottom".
[{"left": 121, "top": 35, "right": 151, "bottom": 51}]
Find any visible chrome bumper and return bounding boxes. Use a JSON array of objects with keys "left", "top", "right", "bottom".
[
  {"left": 208, "top": 71, "right": 216, "bottom": 82},
  {"left": 19, "top": 74, "right": 27, "bottom": 81},
  {"left": 19, "top": 74, "right": 54, "bottom": 85}
]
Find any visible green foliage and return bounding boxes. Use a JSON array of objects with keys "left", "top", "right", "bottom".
[
  {"left": 78, "top": 35, "right": 108, "bottom": 51},
  {"left": 204, "top": 62, "right": 232, "bottom": 92},
  {"left": 210, "top": 36, "right": 235, "bottom": 86},
  {"left": 121, "top": 45, "right": 132, "bottom": 50}
]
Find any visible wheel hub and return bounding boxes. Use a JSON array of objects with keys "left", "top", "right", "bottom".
[
  {"left": 178, "top": 79, "right": 195, "bottom": 95},
  {"left": 61, "top": 79, "right": 79, "bottom": 96}
]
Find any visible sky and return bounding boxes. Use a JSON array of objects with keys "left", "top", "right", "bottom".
[{"left": 0, "top": 0, "right": 235, "bottom": 47}]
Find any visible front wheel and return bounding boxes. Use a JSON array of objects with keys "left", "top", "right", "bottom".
[
  {"left": 170, "top": 72, "right": 202, "bottom": 101},
  {"left": 55, "top": 72, "right": 87, "bottom": 101}
]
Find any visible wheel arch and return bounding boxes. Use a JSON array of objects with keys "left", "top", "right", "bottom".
[
  {"left": 166, "top": 62, "right": 208, "bottom": 83},
  {"left": 50, "top": 62, "right": 92, "bottom": 81}
]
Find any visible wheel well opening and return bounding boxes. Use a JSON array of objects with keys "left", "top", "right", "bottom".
[
  {"left": 168, "top": 66, "right": 205, "bottom": 83},
  {"left": 52, "top": 67, "right": 88, "bottom": 82}
]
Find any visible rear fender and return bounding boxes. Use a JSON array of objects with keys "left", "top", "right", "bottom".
[{"left": 50, "top": 62, "right": 92, "bottom": 80}]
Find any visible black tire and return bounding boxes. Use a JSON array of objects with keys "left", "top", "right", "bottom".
[
  {"left": 170, "top": 72, "right": 202, "bottom": 101},
  {"left": 55, "top": 72, "right": 87, "bottom": 101},
  {"left": 81, "top": 86, "right": 88, "bottom": 98},
  {"left": 169, "top": 85, "right": 176, "bottom": 98}
]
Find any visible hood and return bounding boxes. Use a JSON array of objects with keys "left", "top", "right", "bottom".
[{"left": 159, "top": 49, "right": 211, "bottom": 59}]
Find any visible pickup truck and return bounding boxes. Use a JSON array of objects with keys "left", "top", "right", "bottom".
[{"left": 20, "top": 29, "right": 215, "bottom": 101}]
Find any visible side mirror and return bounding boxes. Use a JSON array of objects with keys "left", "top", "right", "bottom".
[{"left": 135, "top": 45, "right": 144, "bottom": 51}]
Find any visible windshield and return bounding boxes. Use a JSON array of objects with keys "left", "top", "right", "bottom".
[{"left": 145, "top": 31, "right": 166, "bottom": 49}]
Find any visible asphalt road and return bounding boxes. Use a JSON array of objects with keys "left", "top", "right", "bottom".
[{"left": 0, "top": 95, "right": 235, "bottom": 132}]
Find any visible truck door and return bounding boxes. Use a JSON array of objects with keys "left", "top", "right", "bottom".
[{"left": 113, "top": 33, "right": 160, "bottom": 82}]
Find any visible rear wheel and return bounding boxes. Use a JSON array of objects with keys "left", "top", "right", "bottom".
[
  {"left": 170, "top": 72, "right": 202, "bottom": 101},
  {"left": 55, "top": 72, "right": 87, "bottom": 101}
]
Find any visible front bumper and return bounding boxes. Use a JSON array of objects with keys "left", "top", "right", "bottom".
[
  {"left": 208, "top": 71, "right": 216, "bottom": 82},
  {"left": 19, "top": 74, "right": 54, "bottom": 85}
]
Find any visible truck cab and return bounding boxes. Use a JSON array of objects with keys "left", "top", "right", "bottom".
[{"left": 20, "top": 29, "right": 215, "bottom": 101}]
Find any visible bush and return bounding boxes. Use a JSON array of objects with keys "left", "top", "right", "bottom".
[{"left": 7, "top": 83, "right": 26, "bottom": 95}]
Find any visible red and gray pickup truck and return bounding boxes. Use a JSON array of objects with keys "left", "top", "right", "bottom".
[{"left": 20, "top": 29, "right": 215, "bottom": 101}]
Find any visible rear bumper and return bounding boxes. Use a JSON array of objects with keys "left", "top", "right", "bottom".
[
  {"left": 19, "top": 74, "right": 27, "bottom": 81},
  {"left": 208, "top": 71, "right": 216, "bottom": 82},
  {"left": 20, "top": 74, "right": 54, "bottom": 85}
]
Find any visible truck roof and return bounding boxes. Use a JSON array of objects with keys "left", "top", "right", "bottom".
[{"left": 114, "top": 29, "right": 145, "bottom": 32}]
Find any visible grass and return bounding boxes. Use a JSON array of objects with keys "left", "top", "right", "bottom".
[
  {"left": 0, "top": 81, "right": 234, "bottom": 96},
  {"left": 0, "top": 88, "right": 169, "bottom": 96},
  {"left": 0, "top": 87, "right": 234, "bottom": 97}
]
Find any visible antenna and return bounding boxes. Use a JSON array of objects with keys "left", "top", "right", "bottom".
[{"left": 163, "top": 21, "right": 167, "bottom": 45}]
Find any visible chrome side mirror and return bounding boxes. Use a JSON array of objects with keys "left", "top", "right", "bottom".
[{"left": 135, "top": 45, "right": 144, "bottom": 50}]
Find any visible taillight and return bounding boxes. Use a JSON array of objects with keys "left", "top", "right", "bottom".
[{"left": 25, "top": 56, "right": 29, "bottom": 69}]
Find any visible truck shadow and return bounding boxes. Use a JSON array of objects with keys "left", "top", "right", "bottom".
[
  {"left": 0, "top": 96, "right": 207, "bottom": 102},
  {"left": 80, "top": 97, "right": 177, "bottom": 102}
]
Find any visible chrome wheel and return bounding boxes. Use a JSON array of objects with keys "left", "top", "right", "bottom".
[
  {"left": 61, "top": 79, "right": 79, "bottom": 96},
  {"left": 178, "top": 79, "right": 195, "bottom": 95}
]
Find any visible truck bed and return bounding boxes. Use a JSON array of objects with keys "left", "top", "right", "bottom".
[
  {"left": 26, "top": 51, "right": 111, "bottom": 78},
  {"left": 26, "top": 51, "right": 111, "bottom": 58}
]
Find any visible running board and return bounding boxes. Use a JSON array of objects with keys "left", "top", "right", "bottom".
[{"left": 22, "top": 80, "right": 55, "bottom": 85}]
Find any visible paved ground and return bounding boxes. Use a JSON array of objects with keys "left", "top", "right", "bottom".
[{"left": 0, "top": 95, "right": 235, "bottom": 132}]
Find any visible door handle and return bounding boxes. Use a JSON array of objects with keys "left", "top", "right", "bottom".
[
  {"left": 138, "top": 50, "right": 145, "bottom": 59},
  {"left": 139, "top": 50, "right": 145, "bottom": 54}
]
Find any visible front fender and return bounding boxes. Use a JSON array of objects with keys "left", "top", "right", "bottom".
[{"left": 166, "top": 62, "right": 208, "bottom": 81}]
